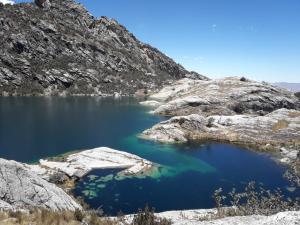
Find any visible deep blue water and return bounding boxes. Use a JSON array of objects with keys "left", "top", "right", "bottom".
[{"left": 0, "top": 97, "right": 295, "bottom": 215}]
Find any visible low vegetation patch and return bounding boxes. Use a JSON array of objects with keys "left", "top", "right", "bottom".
[
  {"left": 0, "top": 207, "right": 173, "bottom": 225},
  {"left": 272, "top": 119, "right": 290, "bottom": 131},
  {"left": 212, "top": 180, "right": 300, "bottom": 219},
  {"left": 131, "top": 206, "right": 172, "bottom": 225},
  {"left": 0, "top": 209, "right": 117, "bottom": 225},
  {"left": 288, "top": 111, "right": 300, "bottom": 118}
]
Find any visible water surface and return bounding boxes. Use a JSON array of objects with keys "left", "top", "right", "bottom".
[{"left": 0, "top": 97, "right": 294, "bottom": 215}]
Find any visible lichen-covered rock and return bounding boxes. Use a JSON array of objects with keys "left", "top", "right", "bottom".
[
  {"left": 0, "top": 0, "right": 205, "bottom": 96},
  {"left": 0, "top": 158, "right": 81, "bottom": 211},
  {"left": 146, "top": 77, "right": 300, "bottom": 116}
]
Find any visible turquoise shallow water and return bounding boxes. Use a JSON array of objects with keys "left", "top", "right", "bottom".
[{"left": 0, "top": 97, "right": 296, "bottom": 215}]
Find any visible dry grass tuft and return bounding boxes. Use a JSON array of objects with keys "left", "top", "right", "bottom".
[
  {"left": 272, "top": 120, "right": 290, "bottom": 131},
  {"left": 288, "top": 111, "right": 300, "bottom": 118},
  {"left": 0, "top": 207, "right": 173, "bottom": 225},
  {"left": 0, "top": 209, "right": 119, "bottom": 225}
]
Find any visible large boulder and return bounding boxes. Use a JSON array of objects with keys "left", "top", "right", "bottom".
[
  {"left": 35, "top": 0, "right": 51, "bottom": 9},
  {"left": 0, "top": 158, "right": 81, "bottom": 211}
]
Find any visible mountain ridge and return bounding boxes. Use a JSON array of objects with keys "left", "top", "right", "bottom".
[
  {"left": 273, "top": 82, "right": 300, "bottom": 92},
  {"left": 0, "top": 0, "right": 207, "bottom": 96}
]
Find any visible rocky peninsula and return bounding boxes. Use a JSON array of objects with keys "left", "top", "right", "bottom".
[{"left": 141, "top": 77, "right": 300, "bottom": 165}]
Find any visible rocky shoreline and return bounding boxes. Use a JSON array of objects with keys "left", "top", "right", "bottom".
[
  {"left": 127, "top": 209, "right": 300, "bottom": 225},
  {"left": 140, "top": 77, "right": 300, "bottom": 168},
  {"left": 0, "top": 158, "right": 82, "bottom": 211},
  {"left": 0, "top": 147, "right": 156, "bottom": 212}
]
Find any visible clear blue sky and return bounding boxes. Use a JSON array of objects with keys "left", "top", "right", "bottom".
[{"left": 14, "top": 0, "right": 300, "bottom": 82}]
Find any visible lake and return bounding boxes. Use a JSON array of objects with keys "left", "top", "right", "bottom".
[{"left": 0, "top": 97, "right": 295, "bottom": 215}]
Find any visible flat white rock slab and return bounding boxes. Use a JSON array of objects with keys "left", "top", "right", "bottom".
[
  {"left": 39, "top": 147, "right": 153, "bottom": 178},
  {"left": 161, "top": 210, "right": 300, "bottom": 225},
  {"left": 123, "top": 209, "right": 300, "bottom": 225}
]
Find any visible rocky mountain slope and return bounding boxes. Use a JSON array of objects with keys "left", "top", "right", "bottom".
[
  {"left": 0, "top": 158, "right": 81, "bottom": 211},
  {"left": 0, "top": 0, "right": 205, "bottom": 96},
  {"left": 142, "top": 77, "right": 300, "bottom": 116}
]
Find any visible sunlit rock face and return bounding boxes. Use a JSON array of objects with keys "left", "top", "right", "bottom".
[
  {"left": 32, "top": 147, "right": 154, "bottom": 179},
  {"left": 143, "top": 77, "right": 300, "bottom": 116},
  {"left": 0, "top": 0, "right": 206, "bottom": 96},
  {"left": 152, "top": 210, "right": 300, "bottom": 225},
  {"left": 142, "top": 108, "right": 300, "bottom": 146},
  {"left": 0, "top": 158, "right": 82, "bottom": 211}
]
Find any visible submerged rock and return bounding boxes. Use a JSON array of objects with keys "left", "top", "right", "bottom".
[{"left": 0, "top": 158, "right": 81, "bottom": 211}]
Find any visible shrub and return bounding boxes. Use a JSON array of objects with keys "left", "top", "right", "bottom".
[
  {"left": 8, "top": 211, "right": 23, "bottom": 223},
  {"left": 178, "top": 118, "right": 185, "bottom": 125},
  {"left": 207, "top": 117, "right": 215, "bottom": 128},
  {"left": 48, "top": 172, "right": 68, "bottom": 184},
  {"left": 74, "top": 209, "right": 84, "bottom": 222},
  {"left": 295, "top": 92, "right": 300, "bottom": 99},
  {"left": 240, "top": 77, "right": 247, "bottom": 82},
  {"left": 232, "top": 103, "right": 245, "bottom": 114},
  {"left": 132, "top": 206, "right": 172, "bottom": 225},
  {"left": 212, "top": 181, "right": 300, "bottom": 218}
]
